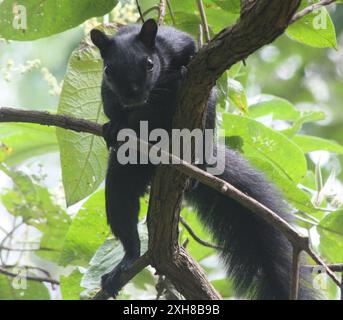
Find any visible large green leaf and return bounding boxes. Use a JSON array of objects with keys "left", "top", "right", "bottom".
[
  {"left": 249, "top": 95, "right": 326, "bottom": 137},
  {"left": 212, "top": 0, "right": 240, "bottom": 14},
  {"left": 57, "top": 34, "right": 109, "bottom": 206},
  {"left": 286, "top": 6, "right": 337, "bottom": 48},
  {"left": 0, "top": 0, "right": 118, "bottom": 40},
  {"left": 0, "top": 123, "right": 58, "bottom": 165},
  {"left": 222, "top": 114, "right": 307, "bottom": 183},
  {"left": 165, "top": 0, "right": 237, "bottom": 35},
  {"left": 59, "top": 190, "right": 108, "bottom": 267},
  {"left": 249, "top": 95, "right": 300, "bottom": 121},
  {"left": 248, "top": 157, "right": 317, "bottom": 215}
]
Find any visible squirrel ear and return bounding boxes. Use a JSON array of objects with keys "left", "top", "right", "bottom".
[
  {"left": 139, "top": 19, "right": 158, "bottom": 49},
  {"left": 90, "top": 29, "right": 111, "bottom": 55}
]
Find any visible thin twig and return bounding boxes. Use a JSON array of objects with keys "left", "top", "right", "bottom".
[
  {"left": 198, "top": 24, "right": 204, "bottom": 48},
  {"left": 0, "top": 221, "right": 24, "bottom": 265},
  {"left": 0, "top": 266, "right": 59, "bottom": 285},
  {"left": 306, "top": 245, "right": 341, "bottom": 287},
  {"left": 158, "top": 0, "right": 166, "bottom": 25},
  {"left": 0, "top": 225, "right": 8, "bottom": 235},
  {"left": 303, "top": 263, "right": 343, "bottom": 272},
  {"left": 290, "top": 247, "right": 301, "bottom": 300},
  {"left": 196, "top": 0, "right": 210, "bottom": 42},
  {"left": 180, "top": 217, "right": 224, "bottom": 250},
  {"left": 3, "top": 264, "right": 55, "bottom": 281},
  {"left": 291, "top": 0, "right": 336, "bottom": 24},
  {"left": 341, "top": 274, "right": 343, "bottom": 301},
  {"left": 0, "top": 245, "right": 56, "bottom": 252},
  {"left": 135, "top": 0, "right": 145, "bottom": 23},
  {"left": 136, "top": 6, "right": 160, "bottom": 23},
  {"left": 166, "top": 0, "right": 176, "bottom": 26}
]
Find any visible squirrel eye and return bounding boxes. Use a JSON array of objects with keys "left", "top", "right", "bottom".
[{"left": 146, "top": 57, "right": 154, "bottom": 72}]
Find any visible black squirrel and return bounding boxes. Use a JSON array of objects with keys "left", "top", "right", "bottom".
[{"left": 90, "top": 19, "right": 317, "bottom": 300}]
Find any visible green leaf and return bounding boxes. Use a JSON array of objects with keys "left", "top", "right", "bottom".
[
  {"left": 203, "top": 1, "right": 238, "bottom": 33},
  {"left": 222, "top": 114, "right": 307, "bottom": 183},
  {"left": 249, "top": 95, "right": 300, "bottom": 121},
  {"left": 286, "top": 7, "right": 337, "bottom": 48},
  {"left": 0, "top": 0, "right": 118, "bottom": 41},
  {"left": 318, "top": 211, "right": 343, "bottom": 262},
  {"left": 249, "top": 95, "right": 326, "bottom": 137},
  {"left": 248, "top": 157, "right": 318, "bottom": 215},
  {"left": 0, "top": 123, "right": 58, "bottom": 165},
  {"left": 293, "top": 135, "right": 343, "bottom": 154},
  {"left": 165, "top": 0, "right": 238, "bottom": 35},
  {"left": 281, "top": 111, "right": 325, "bottom": 137},
  {"left": 211, "top": 0, "right": 240, "bottom": 14},
  {"left": 57, "top": 34, "right": 110, "bottom": 206},
  {"left": 61, "top": 269, "right": 83, "bottom": 300},
  {"left": 59, "top": 190, "right": 108, "bottom": 267},
  {"left": 0, "top": 275, "right": 50, "bottom": 300}
]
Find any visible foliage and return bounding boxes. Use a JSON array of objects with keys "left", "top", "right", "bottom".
[{"left": 0, "top": 0, "right": 342, "bottom": 300}]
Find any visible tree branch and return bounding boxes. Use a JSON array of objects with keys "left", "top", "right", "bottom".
[
  {"left": 135, "top": 0, "right": 145, "bottom": 23},
  {"left": 0, "top": 245, "right": 56, "bottom": 252},
  {"left": 180, "top": 216, "right": 223, "bottom": 250},
  {"left": 0, "top": 107, "right": 102, "bottom": 136},
  {"left": 0, "top": 106, "right": 341, "bottom": 291},
  {"left": 146, "top": 0, "right": 304, "bottom": 300}
]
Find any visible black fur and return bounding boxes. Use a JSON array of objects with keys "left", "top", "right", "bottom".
[{"left": 91, "top": 19, "right": 317, "bottom": 299}]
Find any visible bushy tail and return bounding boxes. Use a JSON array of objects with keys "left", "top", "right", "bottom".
[{"left": 186, "top": 148, "right": 318, "bottom": 300}]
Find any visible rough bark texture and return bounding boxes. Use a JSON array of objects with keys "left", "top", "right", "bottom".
[{"left": 147, "top": 0, "right": 301, "bottom": 300}]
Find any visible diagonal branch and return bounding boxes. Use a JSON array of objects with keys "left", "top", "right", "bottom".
[{"left": 0, "top": 106, "right": 341, "bottom": 292}]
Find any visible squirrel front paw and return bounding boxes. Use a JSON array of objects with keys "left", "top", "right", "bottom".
[
  {"left": 101, "top": 256, "right": 137, "bottom": 298},
  {"left": 103, "top": 121, "right": 122, "bottom": 149}
]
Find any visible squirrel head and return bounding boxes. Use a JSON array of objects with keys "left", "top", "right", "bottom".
[{"left": 90, "top": 19, "right": 161, "bottom": 108}]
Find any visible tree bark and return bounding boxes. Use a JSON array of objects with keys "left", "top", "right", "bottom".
[{"left": 147, "top": 0, "right": 301, "bottom": 300}]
